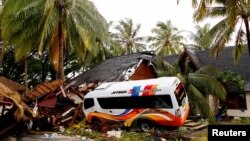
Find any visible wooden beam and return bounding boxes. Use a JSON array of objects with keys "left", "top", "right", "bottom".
[
  {"left": 60, "top": 86, "right": 67, "bottom": 97},
  {"left": 69, "top": 87, "right": 84, "bottom": 100}
]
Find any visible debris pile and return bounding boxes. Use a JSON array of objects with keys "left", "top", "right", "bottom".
[{"left": 0, "top": 78, "right": 87, "bottom": 137}]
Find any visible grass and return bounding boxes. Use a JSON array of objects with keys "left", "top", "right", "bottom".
[
  {"left": 63, "top": 119, "right": 154, "bottom": 141},
  {"left": 212, "top": 117, "right": 250, "bottom": 125},
  {"left": 190, "top": 130, "right": 207, "bottom": 141},
  {"left": 64, "top": 128, "right": 154, "bottom": 141},
  {"left": 63, "top": 119, "right": 211, "bottom": 141}
]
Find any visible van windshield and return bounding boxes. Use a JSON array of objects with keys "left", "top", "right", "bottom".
[{"left": 174, "top": 83, "right": 186, "bottom": 106}]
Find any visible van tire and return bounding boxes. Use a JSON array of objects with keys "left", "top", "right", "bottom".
[
  {"left": 138, "top": 120, "right": 153, "bottom": 132},
  {"left": 91, "top": 118, "right": 101, "bottom": 131}
]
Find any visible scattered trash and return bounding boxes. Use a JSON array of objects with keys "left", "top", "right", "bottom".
[
  {"left": 160, "top": 137, "right": 167, "bottom": 141},
  {"left": 59, "top": 126, "right": 65, "bottom": 132},
  {"left": 42, "top": 133, "right": 58, "bottom": 138},
  {"left": 107, "top": 130, "right": 122, "bottom": 138}
]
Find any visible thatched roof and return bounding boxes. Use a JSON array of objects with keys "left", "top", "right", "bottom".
[
  {"left": 163, "top": 47, "right": 250, "bottom": 82},
  {"left": 69, "top": 52, "right": 155, "bottom": 87},
  {"left": 0, "top": 82, "right": 33, "bottom": 120},
  {"left": 0, "top": 76, "right": 26, "bottom": 92},
  {"left": 162, "top": 54, "right": 180, "bottom": 65},
  {"left": 193, "top": 47, "right": 250, "bottom": 82}
]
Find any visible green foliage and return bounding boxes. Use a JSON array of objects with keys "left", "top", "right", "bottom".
[
  {"left": 232, "top": 117, "right": 250, "bottom": 124},
  {"left": 155, "top": 57, "right": 177, "bottom": 76},
  {"left": 190, "top": 130, "right": 207, "bottom": 141},
  {"left": 64, "top": 119, "right": 153, "bottom": 141},
  {"left": 1, "top": 0, "right": 109, "bottom": 80},
  {"left": 0, "top": 47, "right": 85, "bottom": 87},
  {"left": 188, "top": 24, "right": 211, "bottom": 50},
  {"left": 112, "top": 18, "right": 146, "bottom": 55},
  {"left": 216, "top": 71, "right": 246, "bottom": 90},
  {"left": 0, "top": 46, "right": 25, "bottom": 84},
  {"left": 119, "top": 132, "right": 153, "bottom": 141},
  {"left": 156, "top": 60, "right": 227, "bottom": 122},
  {"left": 187, "top": 84, "right": 216, "bottom": 122},
  {"left": 148, "top": 20, "right": 186, "bottom": 55},
  {"left": 188, "top": 73, "right": 226, "bottom": 101},
  {"left": 193, "top": 0, "right": 250, "bottom": 60}
]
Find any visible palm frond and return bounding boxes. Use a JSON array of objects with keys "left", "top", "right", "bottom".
[
  {"left": 188, "top": 73, "right": 227, "bottom": 101},
  {"left": 233, "top": 27, "right": 245, "bottom": 63},
  {"left": 206, "top": 6, "right": 227, "bottom": 17},
  {"left": 187, "top": 84, "right": 216, "bottom": 122},
  {"left": 155, "top": 57, "right": 177, "bottom": 76},
  {"left": 193, "top": 0, "right": 207, "bottom": 22},
  {"left": 210, "top": 22, "right": 235, "bottom": 58},
  {"left": 195, "top": 65, "right": 220, "bottom": 76},
  {"left": 199, "top": 18, "right": 227, "bottom": 50}
]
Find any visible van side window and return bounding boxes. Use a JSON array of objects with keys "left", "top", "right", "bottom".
[
  {"left": 84, "top": 98, "right": 94, "bottom": 109},
  {"left": 97, "top": 95, "right": 172, "bottom": 109}
]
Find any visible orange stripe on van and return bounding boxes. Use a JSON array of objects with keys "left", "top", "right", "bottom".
[{"left": 87, "top": 104, "right": 190, "bottom": 127}]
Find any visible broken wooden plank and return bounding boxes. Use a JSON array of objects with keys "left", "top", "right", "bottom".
[
  {"left": 69, "top": 87, "right": 84, "bottom": 100},
  {"left": 60, "top": 86, "right": 67, "bottom": 98}
]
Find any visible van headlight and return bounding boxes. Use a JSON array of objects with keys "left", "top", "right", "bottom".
[{"left": 175, "top": 108, "right": 181, "bottom": 117}]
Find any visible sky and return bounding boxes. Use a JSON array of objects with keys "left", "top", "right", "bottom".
[{"left": 90, "top": 0, "right": 197, "bottom": 37}]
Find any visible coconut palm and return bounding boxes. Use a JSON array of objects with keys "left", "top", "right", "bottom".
[
  {"left": 148, "top": 20, "right": 187, "bottom": 56},
  {"left": 156, "top": 59, "right": 227, "bottom": 122},
  {"left": 188, "top": 24, "right": 211, "bottom": 50},
  {"left": 192, "top": 0, "right": 250, "bottom": 62},
  {"left": 112, "top": 18, "right": 146, "bottom": 55},
  {"left": 186, "top": 69, "right": 226, "bottom": 122},
  {"left": 1, "top": 0, "right": 109, "bottom": 81}
]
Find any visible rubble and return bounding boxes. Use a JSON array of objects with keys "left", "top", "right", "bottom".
[
  {"left": 25, "top": 79, "right": 85, "bottom": 130},
  {"left": 0, "top": 78, "right": 86, "bottom": 137},
  {"left": 107, "top": 130, "right": 122, "bottom": 138}
]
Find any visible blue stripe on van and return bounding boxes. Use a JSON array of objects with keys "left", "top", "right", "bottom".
[
  {"left": 118, "top": 109, "right": 131, "bottom": 116},
  {"left": 131, "top": 86, "right": 141, "bottom": 97}
]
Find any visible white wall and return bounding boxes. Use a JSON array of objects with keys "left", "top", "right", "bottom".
[{"left": 227, "top": 93, "right": 250, "bottom": 117}]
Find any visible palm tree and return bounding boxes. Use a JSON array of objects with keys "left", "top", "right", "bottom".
[
  {"left": 186, "top": 69, "right": 226, "bottom": 122},
  {"left": 189, "top": 24, "right": 211, "bottom": 50},
  {"left": 1, "top": 0, "right": 109, "bottom": 81},
  {"left": 148, "top": 20, "right": 186, "bottom": 56},
  {"left": 156, "top": 59, "right": 227, "bottom": 122},
  {"left": 113, "top": 18, "right": 146, "bottom": 54},
  {"left": 192, "top": 0, "right": 250, "bottom": 62}
]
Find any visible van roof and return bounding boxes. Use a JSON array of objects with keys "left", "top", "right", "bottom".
[{"left": 84, "top": 77, "right": 180, "bottom": 98}]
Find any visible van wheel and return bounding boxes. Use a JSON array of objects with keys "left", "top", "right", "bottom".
[
  {"left": 91, "top": 118, "right": 101, "bottom": 131},
  {"left": 138, "top": 120, "right": 153, "bottom": 132}
]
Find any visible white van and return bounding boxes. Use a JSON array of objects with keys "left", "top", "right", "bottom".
[{"left": 83, "top": 77, "right": 189, "bottom": 131}]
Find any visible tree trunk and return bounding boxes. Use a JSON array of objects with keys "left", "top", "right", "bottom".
[
  {"left": 50, "top": 64, "right": 57, "bottom": 80},
  {"left": 41, "top": 53, "right": 48, "bottom": 81},
  {"left": 58, "top": 0, "right": 65, "bottom": 81},
  {"left": 243, "top": 17, "right": 250, "bottom": 56},
  {"left": 24, "top": 56, "right": 28, "bottom": 96}
]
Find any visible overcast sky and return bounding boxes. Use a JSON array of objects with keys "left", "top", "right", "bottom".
[{"left": 90, "top": 0, "right": 197, "bottom": 37}]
